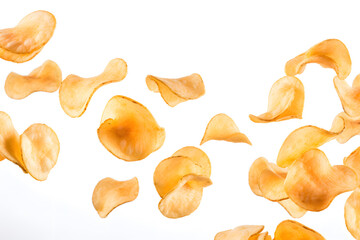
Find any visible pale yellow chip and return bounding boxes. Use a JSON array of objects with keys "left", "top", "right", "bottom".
[
  {"left": 20, "top": 123, "right": 60, "bottom": 181},
  {"left": 201, "top": 113, "right": 251, "bottom": 145},
  {"left": 98, "top": 95, "right": 165, "bottom": 161},
  {"left": 334, "top": 75, "right": 360, "bottom": 118},
  {"left": 0, "top": 10, "right": 56, "bottom": 62},
  {"left": 92, "top": 177, "right": 139, "bottom": 218},
  {"left": 285, "top": 39, "right": 351, "bottom": 80},
  {"left": 277, "top": 125, "right": 340, "bottom": 167},
  {"left": 345, "top": 188, "right": 360, "bottom": 240},
  {"left": 59, "top": 58, "right": 127, "bottom": 118},
  {"left": 214, "top": 225, "right": 265, "bottom": 240},
  {"left": 146, "top": 73, "right": 205, "bottom": 107},
  {"left": 274, "top": 220, "right": 325, "bottom": 240},
  {"left": 5, "top": 60, "right": 62, "bottom": 99},
  {"left": 249, "top": 76, "right": 304, "bottom": 123},
  {"left": 285, "top": 149, "right": 358, "bottom": 211}
]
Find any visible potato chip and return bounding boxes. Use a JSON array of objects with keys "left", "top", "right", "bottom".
[
  {"left": 201, "top": 113, "right": 251, "bottom": 145},
  {"left": 285, "top": 149, "right": 358, "bottom": 211},
  {"left": 249, "top": 76, "right": 304, "bottom": 123},
  {"left": 248, "top": 232, "right": 271, "bottom": 240},
  {"left": 98, "top": 95, "right": 165, "bottom": 161},
  {"left": 59, "top": 58, "right": 127, "bottom": 118},
  {"left": 333, "top": 75, "right": 360, "bottom": 118},
  {"left": 345, "top": 188, "right": 360, "bottom": 240},
  {"left": 285, "top": 39, "right": 351, "bottom": 80},
  {"left": 5, "top": 60, "right": 62, "bottom": 99},
  {"left": 92, "top": 177, "right": 139, "bottom": 218},
  {"left": 146, "top": 73, "right": 205, "bottom": 107},
  {"left": 330, "top": 112, "right": 360, "bottom": 143},
  {"left": 274, "top": 220, "right": 325, "bottom": 240},
  {"left": 20, "top": 124, "right": 60, "bottom": 181},
  {"left": 0, "top": 10, "right": 56, "bottom": 62},
  {"left": 344, "top": 147, "right": 360, "bottom": 179},
  {"left": 278, "top": 199, "right": 307, "bottom": 219},
  {"left": 277, "top": 125, "right": 340, "bottom": 167},
  {"left": 258, "top": 168, "right": 287, "bottom": 201},
  {"left": 171, "top": 146, "right": 211, "bottom": 174},
  {"left": 214, "top": 225, "right": 265, "bottom": 240}
]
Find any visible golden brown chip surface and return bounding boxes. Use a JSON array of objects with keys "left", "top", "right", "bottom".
[
  {"left": 334, "top": 75, "right": 360, "bottom": 118},
  {"left": 331, "top": 112, "right": 360, "bottom": 143},
  {"left": 345, "top": 188, "right": 360, "bottom": 240},
  {"left": 278, "top": 199, "right": 307, "bottom": 219},
  {"left": 274, "top": 220, "right": 325, "bottom": 240},
  {"left": 344, "top": 147, "right": 360, "bottom": 180},
  {"left": 171, "top": 146, "right": 211, "bottom": 175},
  {"left": 214, "top": 225, "right": 265, "bottom": 240}
]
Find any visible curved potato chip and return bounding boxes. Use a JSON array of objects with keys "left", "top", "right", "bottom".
[
  {"left": 278, "top": 199, "right": 307, "bottom": 219},
  {"left": 334, "top": 75, "right": 360, "bottom": 118},
  {"left": 0, "top": 10, "right": 56, "bottom": 62},
  {"left": 249, "top": 232, "right": 271, "bottom": 240},
  {"left": 172, "top": 146, "right": 211, "bottom": 175},
  {"left": 277, "top": 125, "right": 340, "bottom": 168},
  {"left": 146, "top": 73, "right": 205, "bottom": 107},
  {"left": 274, "top": 220, "right": 325, "bottom": 240},
  {"left": 98, "top": 95, "right": 165, "bottom": 161},
  {"left": 59, "top": 58, "right": 127, "bottom": 118},
  {"left": 344, "top": 147, "right": 360, "bottom": 179},
  {"left": 214, "top": 225, "right": 265, "bottom": 240},
  {"left": 201, "top": 113, "right": 251, "bottom": 145},
  {"left": 285, "top": 39, "right": 351, "bottom": 80},
  {"left": 92, "top": 177, "right": 139, "bottom": 218},
  {"left": 345, "top": 188, "right": 360, "bottom": 240},
  {"left": 259, "top": 168, "right": 287, "bottom": 201},
  {"left": 5, "top": 60, "right": 62, "bottom": 99},
  {"left": 285, "top": 149, "right": 358, "bottom": 211},
  {"left": 249, "top": 76, "right": 304, "bottom": 123},
  {"left": 330, "top": 112, "right": 360, "bottom": 143}
]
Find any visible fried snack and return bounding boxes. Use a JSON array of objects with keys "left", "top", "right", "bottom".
[
  {"left": 285, "top": 39, "right": 351, "bottom": 80},
  {"left": 331, "top": 112, "right": 360, "bottom": 143},
  {"left": 344, "top": 147, "right": 360, "bottom": 178},
  {"left": 249, "top": 76, "right": 304, "bottom": 123},
  {"left": 0, "top": 10, "right": 56, "bottom": 63},
  {"left": 214, "top": 225, "right": 265, "bottom": 240},
  {"left": 146, "top": 73, "right": 205, "bottom": 107},
  {"left": 98, "top": 95, "right": 165, "bottom": 161},
  {"left": 277, "top": 199, "right": 307, "bottom": 219},
  {"left": 171, "top": 146, "right": 211, "bottom": 174},
  {"left": 59, "top": 58, "right": 127, "bottom": 118},
  {"left": 92, "top": 177, "right": 139, "bottom": 218},
  {"left": 277, "top": 125, "right": 340, "bottom": 167},
  {"left": 201, "top": 113, "right": 251, "bottom": 145},
  {"left": 20, "top": 124, "right": 60, "bottom": 181},
  {"left": 345, "top": 189, "right": 360, "bottom": 240},
  {"left": 274, "top": 220, "right": 325, "bottom": 240},
  {"left": 5, "top": 60, "right": 62, "bottom": 99},
  {"left": 285, "top": 149, "right": 358, "bottom": 211},
  {"left": 249, "top": 232, "right": 271, "bottom": 240},
  {"left": 334, "top": 75, "right": 360, "bottom": 118}
]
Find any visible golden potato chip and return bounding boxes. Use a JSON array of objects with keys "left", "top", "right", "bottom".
[
  {"left": 20, "top": 124, "right": 60, "bottom": 181},
  {"left": 333, "top": 75, "right": 360, "bottom": 118},
  {"left": 171, "top": 146, "right": 211, "bottom": 175},
  {"left": 201, "top": 113, "right": 251, "bottom": 145},
  {"left": 249, "top": 76, "right": 304, "bottom": 123},
  {"left": 59, "top": 58, "right": 127, "bottom": 118},
  {"left": 330, "top": 112, "right": 360, "bottom": 143},
  {"left": 278, "top": 199, "right": 307, "bottom": 219},
  {"left": 0, "top": 10, "right": 56, "bottom": 62},
  {"left": 345, "top": 188, "right": 360, "bottom": 240},
  {"left": 285, "top": 39, "right": 351, "bottom": 80},
  {"left": 92, "top": 177, "right": 139, "bottom": 218},
  {"left": 344, "top": 147, "right": 360, "bottom": 179},
  {"left": 5, "top": 60, "right": 62, "bottom": 99},
  {"left": 274, "top": 220, "right": 325, "bottom": 240},
  {"left": 249, "top": 232, "right": 271, "bottom": 240},
  {"left": 285, "top": 149, "right": 358, "bottom": 211},
  {"left": 98, "top": 95, "right": 165, "bottom": 161},
  {"left": 214, "top": 225, "right": 265, "bottom": 240},
  {"left": 146, "top": 73, "right": 205, "bottom": 107},
  {"left": 277, "top": 125, "right": 340, "bottom": 167},
  {"left": 258, "top": 168, "right": 287, "bottom": 201}
]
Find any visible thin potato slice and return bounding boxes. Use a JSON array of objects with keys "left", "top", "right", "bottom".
[
  {"left": 98, "top": 95, "right": 165, "bottom": 161},
  {"left": 249, "top": 76, "right": 304, "bottom": 123},
  {"left": 334, "top": 75, "right": 360, "bottom": 118},
  {"left": 331, "top": 112, "right": 360, "bottom": 143},
  {"left": 285, "top": 149, "right": 358, "bottom": 211},
  {"left": 277, "top": 125, "right": 340, "bottom": 167},
  {"left": 214, "top": 225, "right": 265, "bottom": 240},
  {"left": 344, "top": 147, "right": 360, "bottom": 179},
  {"left": 20, "top": 124, "right": 60, "bottom": 181},
  {"left": 0, "top": 46, "right": 42, "bottom": 63},
  {"left": 285, "top": 39, "right": 351, "bottom": 80},
  {"left": 146, "top": 74, "right": 205, "bottom": 107},
  {"left": 274, "top": 220, "right": 325, "bottom": 240},
  {"left": 59, "top": 58, "right": 127, "bottom": 118},
  {"left": 259, "top": 169, "right": 287, "bottom": 201},
  {"left": 201, "top": 113, "right": 251, "bottom": 145},
  {"left": 92, "top": 177, "right": 139, "bottom": 218},
  {"left": 5, "top": 60, "right": 62, "bottom": 99},
  {"left": 345, "top": 188, "right": 360, "bottom": 240},
  {"left": 172, "top": 146, "right": 211, "bottom": 175},
  {"left": 249, "top": 232, "right": 271, "bottom": 240},
  {"left": 278, "top": 199, "right": 307, "bottom": 219}
]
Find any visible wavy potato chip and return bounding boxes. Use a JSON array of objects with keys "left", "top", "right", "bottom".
[
  {"left": 0, "top": 10, "right": 56, "bottom": 62},
  {"left": 258, "top": 168, "right": 287, "bottom": 201},
  {"left": 201, "top": 113, "right": 251, "bottom": 145},
  {"left": 278, "top": 199, "right": 307, "bottom": 219},
  {"left": 214, "top": 225, "right": 265, "bottom": 240},
  {"left": 5, "top": 60, "right": 62, "bottom": 99},
  {"left": 98, "top": 95, "right": 165, "bottom": 161},
  {"left": 248, "top": 232, "right": 271, "bottom": 240},
  {"left": 146, "top": 73, "right": 205, "bottom": 107},
  {"left": 285, "top": 149, "right": 358, "bottom": 211},
  {"left": 249, "top": 76, "right": 304, "bottom": 123},
  {"left": 344, "top": 147, "right": 360, "bottom": 180},
  {"left": 59, "top": 58, "right": 127, "bottom": 118},
  {"left": 334, "top": 75, "right": 360, "bottom": 118},
  {"left": 330, "top": 112, "right": 360, "bottom": 143},
  {"left": 285, "top": 39, "right": 351, "bottom": 80},
  {"left": 171, "top": 146, "right": 211, "bottom": 174},
  {"left": 92, "top": 177, "right": 139, "bottom": 218},
  {"left": 345, "top": 188, "right": 360, "bottom": 240},
  {"left": 274, "top": 220, "right": 325, "bottom": 240}
]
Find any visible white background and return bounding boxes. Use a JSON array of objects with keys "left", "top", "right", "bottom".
[{"left": 0, "top": 0, "right": 359, "bottom": 239}]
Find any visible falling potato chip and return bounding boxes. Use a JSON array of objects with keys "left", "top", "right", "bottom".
[
  {"left": 274, "top": 220, "right": 325, "bottom": 240},
  {"left": 285, "top": 149, "right": 358, "bottom": 211},
  {"left": 20, "top": 124, "right": 60, "bottom": 181},
  {"left": 344, "top": 147, "right": 360, "bottom": 179},
  {"left": 330, "top": 112, "right": 360, "bottom": 143},
  {"left": 0, "top": 10, "right": 56, "bottom": 62},
  {"left": 146, "top": 73, "right": 205, "bottom": 107},
  {"left": 92, "top": 177, "right": 139, "bottom": 218},
  {"left": 248, "top": 232, "right": 271, "bottom": 240},
  {"left": 214, "top": 225, "right": 265, "bottom": 240},
  {"left": 5, "top": 60, "right": 62, "bottom": 99},
  {"left": 278, "top": 199, "right": 307, "bottom": 219},
  {"left": 171, "top": 146, "right": 211, "bottom": 175},
  {"left": 277, "top": 125, "right": 340, "bottom": 167},
  {"left": 345, "top": 188, "right": 360, "bottom": 240},
  {"left": 285, "top": 39, "right": 351, "bottom": 80},
  {"left": 201, "top": 113, "right": 251, "bottom": 145},
  {"left": 249, "top": 76, "right": 304, "bottom": 123},
  {"left": 334, "top": 75, "right": 360, "bottom": 118},
  {"left": 59, "top": 58, "right": 127, "bottom": 118},
  {"left": 259, "top": 168, "right": 287, "bottom": 202},
  {"left": 98, "top": 95, "right": 165, "bottom": 161}
]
